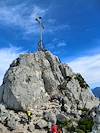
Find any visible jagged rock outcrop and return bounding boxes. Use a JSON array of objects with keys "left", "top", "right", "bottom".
[
  {"left": 92, "top": 104, "right": 100, "bottom": 133},
  {"left": 0, "top": 51, "right": 98, "bottom": 112}
]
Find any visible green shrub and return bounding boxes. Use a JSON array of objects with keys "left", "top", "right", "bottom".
[
  {"left": 75, "top": 129, "right": 85, "bottom": 133},
  {"left": 75, "top": 73, "right": 89, "bottom": 89},
  {"left": 59, "top": 119, "right": 75, "bottom": 132},
  {"left": 78, "top": 118, "right": 94, "bottom": 132}
]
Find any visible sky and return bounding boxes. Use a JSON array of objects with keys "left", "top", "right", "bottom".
[{"left": 0, "top": 0, "right": 100, "bottom": 89}]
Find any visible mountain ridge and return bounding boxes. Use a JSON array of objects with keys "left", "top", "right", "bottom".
[{"left": 92, "top": 87, "right": 100, "bottom": 98}]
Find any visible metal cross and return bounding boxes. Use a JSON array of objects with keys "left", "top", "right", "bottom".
[{"left": 35, "top": 16, "right": 45, "bottom": 51}]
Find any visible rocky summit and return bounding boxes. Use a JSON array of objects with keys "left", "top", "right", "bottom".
[{"left": 0, "top": 50, "right": 99, "bottom": 133}]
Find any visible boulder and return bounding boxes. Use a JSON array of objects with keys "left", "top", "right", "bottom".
[
  {"left": 56, "top": 113, "right": 67, "bottom": 123},
  {"left": 0, "top": 104, "right": 20, "bottom": 131},
  {"left": 0, "top": 104, "right": 6, "bottom": 112},
  {"left": 35, "top": 119, "right": 47, "bottom": 129},
  {"left": 7, "top": 117, "right": 17, "bottom": 130},
  {"left": 43, "top": 111, "right": 56, "bottom": 123},
  {"left": 28, "top": 124, "right": 35, "bottom": 132},
  {"left": 5, "top": 111, "right": 18, "bottom": 131},
  {"left": 0, "top": 104, "right": 10, "bottom": 124}
]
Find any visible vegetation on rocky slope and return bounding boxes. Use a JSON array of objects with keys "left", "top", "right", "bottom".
[{"left": 75, "top": 73, "right": 89, "bottom": 89}]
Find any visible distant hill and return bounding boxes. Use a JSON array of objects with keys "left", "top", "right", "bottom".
[{"left": 92, "top": 87, "right": 100, "bottom": 98}]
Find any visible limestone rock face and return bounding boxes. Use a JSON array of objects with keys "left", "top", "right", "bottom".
[
  {"left": 92, "top": 104, "right": 100, "bottom": 133},
  {"left": 0, "top": 51, "right": 98, "bottom": 111}
]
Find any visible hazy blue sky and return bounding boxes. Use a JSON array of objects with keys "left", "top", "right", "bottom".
[{"left": 0, "top": 0, "right": 100, "bottom": 88}]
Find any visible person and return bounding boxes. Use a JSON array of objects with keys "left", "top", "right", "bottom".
[
  {"left": 60, "top": 97, "right": 66, "bottom": 112},
  {"left": 57, "top": 119, "right": 63, "bottom": 133},
  {"left": 61, "top": 98, "right": 64, "bottom": 107},
  {"left": 26, "top": 109, "right": 33, "bottom": 124},
  {"left": 47, "top": 121, "right": 52, "bottom": 133},
  {"left": 51, "top": 123, "right": 59, "bottom": 133}
]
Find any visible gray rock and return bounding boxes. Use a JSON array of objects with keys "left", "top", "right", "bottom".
[
  {"left": 0, "top": 104, "right": 19, "bottom": 131},
  {"left": 56, "top": 113, "right": 67, "bottom": 123},
  {"left": 0, "top": 105, "right": 10, "bottom": 124},
  {"left": 0, "top": 51, "right": 98, "bottom": 111},
  {"left": 6, "top": 113, "right": 17, "bottom": 130},
  {"left": 0, "top": 104, "right": 6, "bottom": 111},
  {"left": 92, "top": 104, "right": 100, "bottom": 133},
  {"left": 0, "top": 123, "right": 8, "bottom": 133},
  {"left": 35, "top": 119, "right": 47, "bottom": 129},
  {"left": 43, "top": 111, "right": 56, "bottom": 123},
  {"left": 0, "top": 86, "right": 3, "bottom": 102},
  {"left": 28, "top": 124, "right": 35, "bottom": 132}
]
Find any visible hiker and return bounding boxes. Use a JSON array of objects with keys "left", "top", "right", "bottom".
[
  {"left": 61, "top": 97, "right": 64, "bottom": 106},
  {"left": 51, "top": 123, "right": 59, "bottom": 133},
  {"left": 56, "top": 117, "right": 63, "bottom": 133},
  {"left": 60, "top": 97, "right": 66, "bottom": 112},
  {"left": 47, "top": 121, "right": 52, "bottom": 133},
  {"left": 26, "top": 108, "right": 33, "bottom": 124}
]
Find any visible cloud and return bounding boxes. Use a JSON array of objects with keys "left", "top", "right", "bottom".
[
  {"left": 0, "top": 4, "right": 47, "bottom": 33},
  {"left": 47, "top": 24, "right": 70, "bottom": 33},
  {"left": 0, "top": 4, "right": 26, "bottom": 27},
  {"left": 57, "top": 42, "right": 67, "bottom": 47},
  {"left": 0, "top": 3, "right": 70, "bottom": 35},
  {"left": 67, "top": 54, "right": 100, "bottom": 88},
  {"left": 47, "top": 39, "right": 67, "bottom": 50},
  {"left": 0, "top": 46, "right": 25, "bottom": 85}
]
